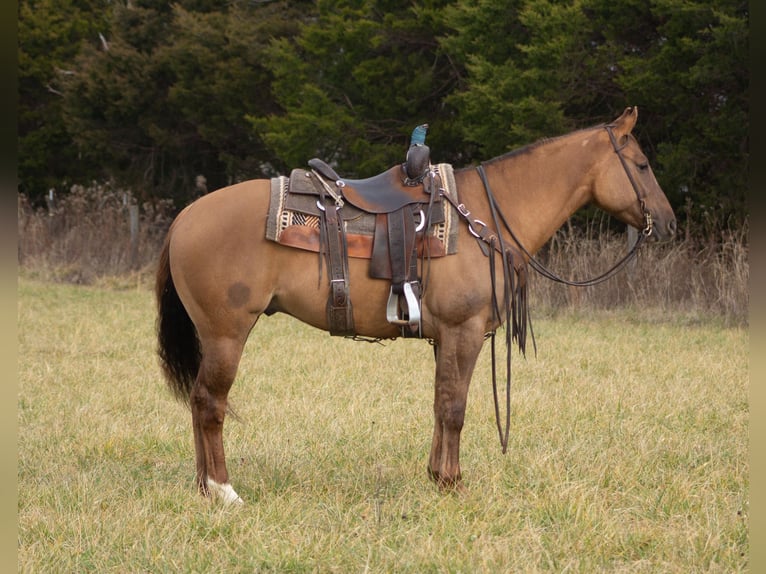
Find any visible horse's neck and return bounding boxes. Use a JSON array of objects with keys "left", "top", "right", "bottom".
[{"left": 474, "top": 136, "right": 599, "bottom": 255}]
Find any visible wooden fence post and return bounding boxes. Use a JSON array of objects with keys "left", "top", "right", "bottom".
[
  {"left": 45, "top": 189, "right": 55, "bottom": 214},
  {"left": 128, "top": 202, "right": 139, "bottom": 269}
]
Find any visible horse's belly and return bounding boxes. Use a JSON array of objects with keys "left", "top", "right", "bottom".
[{"left": 270, "top": 254, "right": 402, "bottom": 338}]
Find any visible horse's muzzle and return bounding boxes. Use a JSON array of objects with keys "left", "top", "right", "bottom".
[{"left": 649, "top": 217, "right": 677, "bottom": 242}]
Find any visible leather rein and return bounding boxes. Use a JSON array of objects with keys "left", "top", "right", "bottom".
[
  {"left": 476, "top": 124, "right": 655, "bottom": 286},
  {"left": 439, "top": 124, "right": 656, "bottom": 452}
]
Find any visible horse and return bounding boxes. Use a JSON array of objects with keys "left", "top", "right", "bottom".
[{"left": 155, "top": 107, "right": 676, "bottom": 504}]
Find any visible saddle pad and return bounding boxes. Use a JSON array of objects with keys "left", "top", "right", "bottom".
[{"left": 266, "top": 163, "right": 460, "bottom": 258}]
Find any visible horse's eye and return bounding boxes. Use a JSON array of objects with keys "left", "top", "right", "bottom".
[{"left": 637, "top": 162, "right": 649, "bottom": 171}]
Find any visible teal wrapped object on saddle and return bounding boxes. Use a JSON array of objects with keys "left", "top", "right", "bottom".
[
  {"left": 405, "top": 123, "right": 430, "bottom": 183},
  {"left": 410, "top": 123, "right": 428, "bottom": 146}
]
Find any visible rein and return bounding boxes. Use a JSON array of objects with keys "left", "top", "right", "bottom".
[
  {"left": 441, "top": 124, "right": 656, "bottom": 452},
  {"left": 481, "top": 125, "right": 655, "bottom": 288},
  {"left": 440, "top": 184, "right": 533, "bottom": 454}
]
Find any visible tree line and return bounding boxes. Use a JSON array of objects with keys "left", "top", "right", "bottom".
[{"left": 18, "top": 0, "right": 748, "bottom": 234}]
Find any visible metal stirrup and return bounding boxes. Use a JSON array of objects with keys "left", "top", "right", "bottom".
[{"left": 385, "top": 282, "right": 421, "bottom": 329}]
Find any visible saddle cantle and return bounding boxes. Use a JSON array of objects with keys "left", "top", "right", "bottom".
[{"left": 266, "top": 160, "right": 459, "bottom": 338}]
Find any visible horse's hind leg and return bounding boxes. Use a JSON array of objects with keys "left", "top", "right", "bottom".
[{"left": 191, "top": 334, "right": 247, "bottom": 504}]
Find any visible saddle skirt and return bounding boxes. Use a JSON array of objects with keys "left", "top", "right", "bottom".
[{"left": 266, "top": 163, "right": 460, "bottom": 259}]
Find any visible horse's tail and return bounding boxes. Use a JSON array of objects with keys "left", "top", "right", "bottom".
[{"left": 155, "top": 231, "right": 200, "bottom": 404}]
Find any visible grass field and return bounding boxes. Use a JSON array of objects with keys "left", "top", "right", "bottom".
[{"left": 18, "top": 278, "right": 748, "bottom": 572}]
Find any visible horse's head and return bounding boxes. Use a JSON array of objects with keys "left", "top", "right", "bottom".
[{"left": 592, "top": 107, "right": 677, "bottom": 241}]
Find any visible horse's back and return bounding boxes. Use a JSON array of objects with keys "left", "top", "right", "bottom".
[{"left": 172, "top": 178, "right": 271, "bottom": 234}]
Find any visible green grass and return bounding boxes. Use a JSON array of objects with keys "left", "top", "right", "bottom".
[{"left": 18, "top": 278, "right": 748, "bottom": 572}]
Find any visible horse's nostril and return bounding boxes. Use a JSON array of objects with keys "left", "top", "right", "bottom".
[{"left": 668, "top": 219, "right": 677, "bottom": 235}]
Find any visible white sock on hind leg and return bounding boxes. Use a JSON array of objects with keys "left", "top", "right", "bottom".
[{"left": 207, "top": 479, "right": 244, "bottom": 505}]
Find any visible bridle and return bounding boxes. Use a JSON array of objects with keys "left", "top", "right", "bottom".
[{"left": 474, "top": 124, "right": 654, "bottom": 287}]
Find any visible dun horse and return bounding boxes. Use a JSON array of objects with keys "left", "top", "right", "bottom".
[{"left": 156, "top": 107, "right": 676, "bottom": 503}]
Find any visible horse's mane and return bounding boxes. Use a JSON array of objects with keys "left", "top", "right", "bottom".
[{"left": 464, "top": 122, "right": 609, "bottom": 170}]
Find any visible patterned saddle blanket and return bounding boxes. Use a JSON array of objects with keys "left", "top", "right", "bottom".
[{"left": 265, "top": 163, "right": 460, "bottom": 259}]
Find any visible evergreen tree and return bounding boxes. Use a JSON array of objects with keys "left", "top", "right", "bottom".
[
  {"left": 18, "top": 0, "right": 109, "bottom": 201},
  {"left": 616, "top": 0, "right": 749, "bottom": 229},
  {"left": 440, "top": 0, "right": 748, "bottom": 230},
  {"left": 61, "top": 0, "right": 309, "bottom": 204},
  {"left": 18, "top": 0, "right": 748, "bottom": 230},
  {"left": 252, "top": 0, "right": 459, "bottom": 177}
]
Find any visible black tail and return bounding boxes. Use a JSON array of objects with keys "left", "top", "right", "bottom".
[{"left": 155, "top": 233, "right": 200, "bottom": 404}]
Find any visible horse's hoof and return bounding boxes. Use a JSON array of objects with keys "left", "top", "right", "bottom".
[
  {"left": 428, "top": 466, "right": 465, "bottom": 494},
  {"left": 206, "top": 479, "right": 244, "bottom": 505}
]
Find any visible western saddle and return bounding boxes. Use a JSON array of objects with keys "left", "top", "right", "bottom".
[{"left": 284, "top": 141, "right": 442, "bottom": 338}]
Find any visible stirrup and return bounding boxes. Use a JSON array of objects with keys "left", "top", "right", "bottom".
[{"left": 386, "top": 282, "right": 421, "bottom": 328}]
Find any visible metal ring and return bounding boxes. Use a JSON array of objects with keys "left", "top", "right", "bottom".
[{"left": 468, "top": 218, "right": 486, "bottom": 238}]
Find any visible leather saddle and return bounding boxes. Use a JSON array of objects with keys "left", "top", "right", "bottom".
[
  {"left": 308, "top": 158, "right": 432, "bottom": 213},
  {"left": 284, "top": 158, "right": 446, "bottom": 337}
]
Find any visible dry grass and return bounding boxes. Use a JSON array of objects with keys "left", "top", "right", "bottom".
[
  {"left": 18, "top": 278, "right": 748, "bottom": 572},
  {"left": 528, "top": 220, "right": 749, "bottom": 325},
  {"left": 17, "top": 185, "right": 173, "bottom": 286}
]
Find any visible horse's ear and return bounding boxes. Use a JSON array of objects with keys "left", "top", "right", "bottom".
[{"left": 612, "top": 106, "right": 638, "bottom": 137}]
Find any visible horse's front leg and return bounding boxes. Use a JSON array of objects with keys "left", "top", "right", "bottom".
[
  {"left": 190, "top": 335, "right": 246, "bottom": 505},
  {"left": 428, "top": 320, "right": 486, "bottom": 490}
]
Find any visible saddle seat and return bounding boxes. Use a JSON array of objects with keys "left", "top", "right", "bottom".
[{"left": 308, "top": 158, "right": 433, "bottom": 213}]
